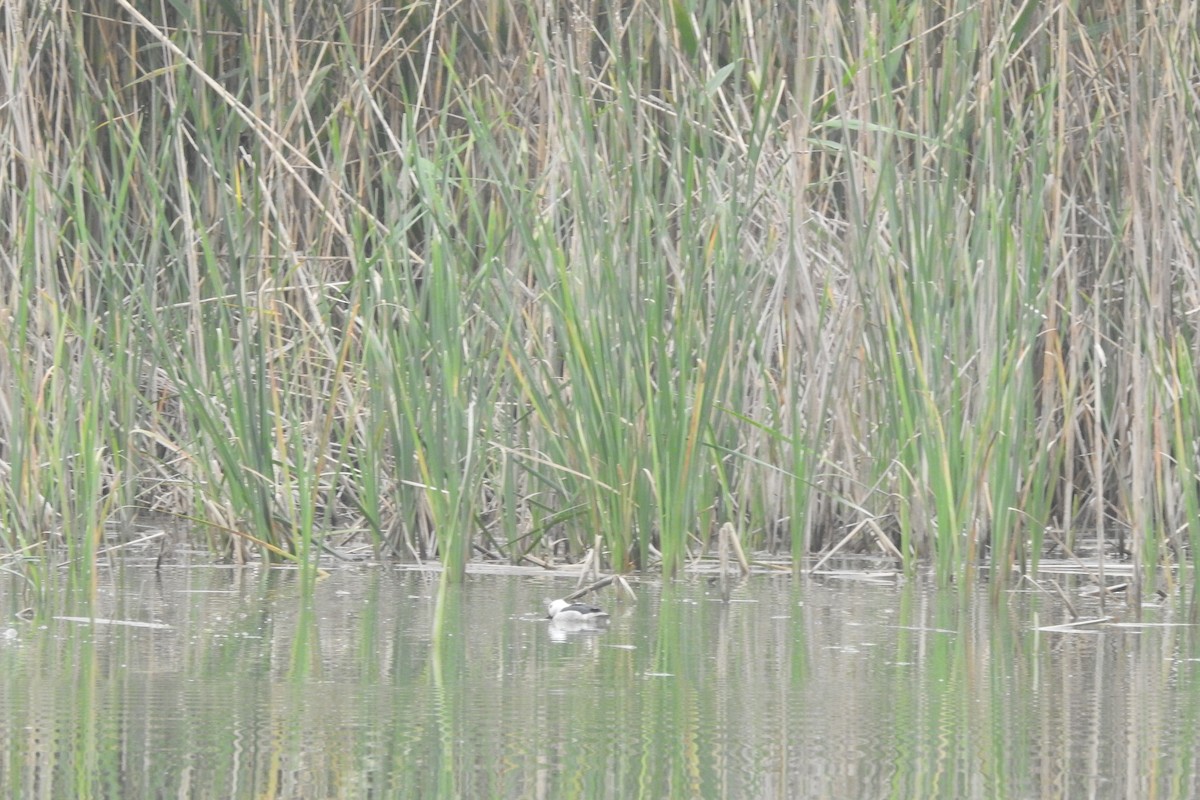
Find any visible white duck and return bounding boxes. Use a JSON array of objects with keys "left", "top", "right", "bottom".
[{"left": 547, "top": 598, "right": 610, "bottom": 625}]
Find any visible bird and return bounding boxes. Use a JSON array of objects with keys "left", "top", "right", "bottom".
[{"left": 546, "top": 598, "right": 610, "bottom": 625}]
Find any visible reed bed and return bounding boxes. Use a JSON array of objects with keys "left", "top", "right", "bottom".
[{"left": 1, "top": 0, "right": 1198, "bottom": 596}]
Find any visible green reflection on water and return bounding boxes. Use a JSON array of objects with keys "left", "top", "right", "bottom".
[{"left": 2, "top": 568, "right": 1200, "bottom": 798}]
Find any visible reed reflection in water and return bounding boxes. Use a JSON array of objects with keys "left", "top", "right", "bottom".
[{"left": 1, "top": 565, "right": 1198, "bottom": 798}]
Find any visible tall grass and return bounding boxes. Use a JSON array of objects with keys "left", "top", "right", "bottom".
[{"left": 1, "top": 0, "right": 1199, "bottom": 597}]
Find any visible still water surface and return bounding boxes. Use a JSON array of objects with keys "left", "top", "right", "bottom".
[{"left": 2, "top": 561, "right": 1199, "bottom": 798}]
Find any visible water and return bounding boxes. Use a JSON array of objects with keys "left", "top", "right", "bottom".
[{"left": 2, "top": 562, "right": 1199, "bottom": 799}]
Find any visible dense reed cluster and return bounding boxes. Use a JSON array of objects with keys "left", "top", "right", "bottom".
[{"left": 1, "top": 0, "right": 1198, "bottom": 596}]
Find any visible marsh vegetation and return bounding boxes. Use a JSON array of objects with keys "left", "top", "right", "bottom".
[{"left": 2, "top": 1, "right": 1198, "bottom": 599}]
